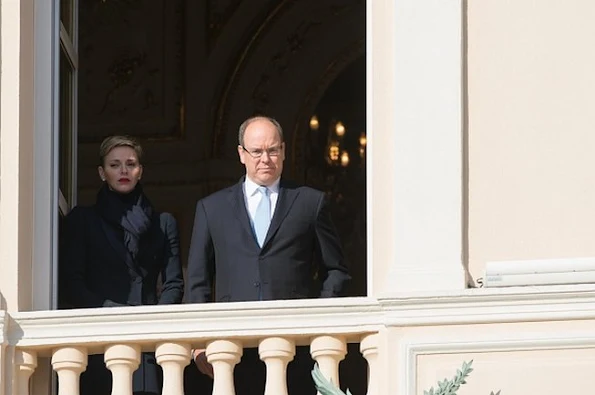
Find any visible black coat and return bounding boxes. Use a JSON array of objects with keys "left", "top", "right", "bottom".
[
  {"left": 186, "top": 178, "right": 350, "bottom": 303},
  {"left": 60, "top": 203, "right": 183, "bottom": 395}
]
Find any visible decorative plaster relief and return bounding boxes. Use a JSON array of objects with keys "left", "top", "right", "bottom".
[{"left": 78, "top": 0, "right": 185, "bottom": 142}]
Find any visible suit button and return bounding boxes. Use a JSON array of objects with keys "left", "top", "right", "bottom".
[{"left": 254, "top": 281, "right": 260, "bottom": 288}]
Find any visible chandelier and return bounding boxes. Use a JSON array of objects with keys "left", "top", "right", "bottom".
[{"left": 309, "top": 115, "right": 366, "bottom": 168}]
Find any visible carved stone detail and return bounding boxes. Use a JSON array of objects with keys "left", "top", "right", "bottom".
[
  {"left": 212, "top": 0, "right": 364, "bottom": 158},
  {"left": 251, "top": 3, "right": 360, "bottom": 113},
  {"left": 207, "top": 0, "right": 244, "bottom": 50},
  {"left": 79, "top": 0, "right": 185, "bottom": 142}
]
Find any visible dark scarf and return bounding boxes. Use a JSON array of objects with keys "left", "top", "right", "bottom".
[{"left": 96, "top": 183, "right": 153, "bottom": 261}]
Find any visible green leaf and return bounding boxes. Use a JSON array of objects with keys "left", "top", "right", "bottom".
[
  {"left": 311, "top": 363, "right": 348, "bottom": 395},
  {"left": 425, "top": 360, "right": 474, "bottom": 395}
]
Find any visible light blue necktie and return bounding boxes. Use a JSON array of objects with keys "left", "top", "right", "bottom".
[{"left": 254, "top": 186, "right": 271, "bottom": 247}]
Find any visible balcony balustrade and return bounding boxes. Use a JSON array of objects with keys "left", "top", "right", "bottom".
[
  {"left": 6, "top": 298, "right": 381, "bottom": 395},
  {"left": 4, "top": 286, "right": 595, "bottom": 395}
]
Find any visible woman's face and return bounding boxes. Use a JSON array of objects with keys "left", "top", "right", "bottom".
[{"left": 98, "top": 146, "right": 143, "bottom": 194}]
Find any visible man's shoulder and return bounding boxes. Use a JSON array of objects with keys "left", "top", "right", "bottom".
[
  {"left": 281, "top": 180, "right": 324, "bottom": 198},
  {"left": 198, "top": 182, "right": 239, "bottom": 206}
]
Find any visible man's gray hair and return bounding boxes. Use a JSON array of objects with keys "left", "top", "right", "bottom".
[{"left": 238, "top": 116, "right": 284, "bottom": 146}]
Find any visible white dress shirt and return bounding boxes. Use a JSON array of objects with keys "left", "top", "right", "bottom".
[{"left": 243, "top": 176, "right": 280, "bottom": 222}]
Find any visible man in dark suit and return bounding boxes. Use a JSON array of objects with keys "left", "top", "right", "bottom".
[{"left": 185, "top": 115, "right": 350, "bottom": 394}]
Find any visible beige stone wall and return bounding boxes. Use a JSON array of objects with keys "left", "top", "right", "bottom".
[
  {"left": 467, "top": 0, "right": 595, "bottom": 282},
  {"left": 414, "top": 318, "right": 595, "bottom": 394},
  {"left": 419, "top": 347, "right": 595, "bottom": 395},
  {"left": 0, "top": 0, "right": 36, "bottom": 312}
]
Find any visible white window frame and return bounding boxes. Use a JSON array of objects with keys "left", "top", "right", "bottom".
[
  {"left": 31, "top": 0, "right": 59, "bottom": 313},
  {"left": 29, "top": 0, "right": 465, "bottom": 309},
  {"left": 32, "top": 0, "right": 78, "bottom": 312},
  {"left": 58, "top": 6, "right": 79, "bottom": 214}
]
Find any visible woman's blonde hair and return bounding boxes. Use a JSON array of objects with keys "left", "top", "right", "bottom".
[{"left": 98, "top": 135, "right": 143, "bottom": 166}]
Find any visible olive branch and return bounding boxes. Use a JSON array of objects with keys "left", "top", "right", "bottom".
[{"left": 312, "top": 360, "right": 501, "bottom": 395}]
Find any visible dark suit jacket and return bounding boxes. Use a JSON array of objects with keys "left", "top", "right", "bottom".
[
  {"left": 184, "top": 178, "right": 349, "bottom": 395},
  {"left": 186, "top": 177, "right": 350, "bottom": 303},
  {"left": 59, "top": 205, "right": 184, "bottom": 395}
]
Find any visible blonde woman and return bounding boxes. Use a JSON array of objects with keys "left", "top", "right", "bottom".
[{"left": 60, "top": 136, "right": 183, "bottom": 395}]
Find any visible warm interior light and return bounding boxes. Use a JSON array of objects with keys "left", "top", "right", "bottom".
[
  {"left": 340, "top": 151, "right": 349, "bottom": 167},
  {"left": 328, "top": 142, "right": 340, "bottom": 162},
  {"left": 359, "top": 133, "right": 367, "bottom": 146},
  {"left": 335, "top": 121, "right": 345, "bottom": 137},
  {"left": 309, "top": 115, "right": 319, "bottom": 130}
]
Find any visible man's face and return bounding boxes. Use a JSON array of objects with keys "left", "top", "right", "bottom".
[{"left": 238, "top": 119, "right": 285, "bottom": 186}]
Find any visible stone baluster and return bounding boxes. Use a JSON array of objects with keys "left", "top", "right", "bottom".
[
  {"left": 259, "top": 337, "right": 295, "bottom": 395},
  {"left": 155, "top": 342, "right": 191, "bottom": 395},
  {"left": 360, "top": 334, "right": 379, "bottom": 395},
  {"left": 104, "top": 344, "right": 141, "bottom": 395},
  {"left": 15, "top": 349, "right": 37, "bottom": 395},
  {"left": 206, "top": 339, "right": 243, "bottom": 395},
  {"left": 310, "top": 335, "right": 347, "bottom": 394},
  {"left": 51, "top": 346, "right": 88, "bottom": 395}
]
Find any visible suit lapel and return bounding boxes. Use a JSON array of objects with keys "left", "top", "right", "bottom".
[
  {"left": 229, "top": 179, "right": 258, "bottom": 244},
  {"left": 99, "top": 218, "right": 144, "bottom": 277},
  {"left": 262, "top": 180, "right": 299, "bottom": 248}
]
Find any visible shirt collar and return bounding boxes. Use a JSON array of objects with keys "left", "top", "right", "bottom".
[{"left": 245, "top": 176, "right": 280, "bottom": 197}]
